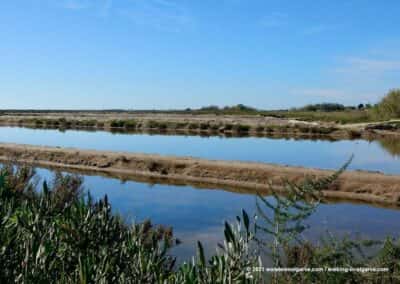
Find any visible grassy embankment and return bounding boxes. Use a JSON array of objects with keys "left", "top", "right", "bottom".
[
  {"left": 11, "top": 115, "right": 400, "bottom": 140},
  {"left": 2, "top": 90, "right": 400, "bottom": 139},
  {"left": 1, "top": 163, "right": 400, "bottom": 283},
  {"left": 9, "top": 116, "right": 351, "bottom": 137}
]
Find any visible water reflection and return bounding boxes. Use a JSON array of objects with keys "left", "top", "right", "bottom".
[
  {"left": 33, "top": 168, "right": 400, "bottom": 263},
  {"left": 376, "top": 136, "right": 400, "bottom": 157},
  {"left": 0, "top": 126, "right": 399, "bottom": 174}
]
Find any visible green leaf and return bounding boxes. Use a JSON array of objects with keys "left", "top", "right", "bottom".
[
  {"left": 197, "top": 241, "right": 206, "bottom": 266},
  {"left": 224, "top": 222, "right": 234, "bottom": 243},
  {"left": 242, "top": 209, "right": 250, "bottom": 233}
]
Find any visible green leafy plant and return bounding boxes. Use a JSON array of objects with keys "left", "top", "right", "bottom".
[{"left": 1, "top": 158, "right": 400, "bottom": 283}]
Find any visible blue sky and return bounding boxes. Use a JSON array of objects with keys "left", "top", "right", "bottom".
[{"left": 1, "top": 0, "right": 400, "bottom": 109}]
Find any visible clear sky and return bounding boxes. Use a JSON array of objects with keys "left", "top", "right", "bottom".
[{"left": 1, "top": 0, "right": 400, "bottom": 109}]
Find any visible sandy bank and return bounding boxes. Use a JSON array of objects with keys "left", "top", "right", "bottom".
[{"left": 0, "top": 143, "right": 400, "bottom": 207}]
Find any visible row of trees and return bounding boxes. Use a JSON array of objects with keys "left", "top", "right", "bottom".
[
  {"left": 196, "top": 104, "right": 257, "bottom": 113},
  {"left": 195, "top": 89, "right": 400, "bottom": 120},
  {"left": 289, "top": 89, "right": 400, "bottom": 123}
]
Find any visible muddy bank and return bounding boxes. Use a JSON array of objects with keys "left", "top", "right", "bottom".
[
  {"left": 0, "top": 113, "right": 399, "bottom": 139},
  {"left": 1, "top": 143, "right": 400, "bottom": 206},
  {"left": 23, "top": 162, "right": 400, "bottom": 210}
]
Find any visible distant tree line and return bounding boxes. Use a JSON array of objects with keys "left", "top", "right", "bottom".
[
  {"left": 290, "top": 102, "right": 374, "bottom": 112},
  {"left": 196, "top": 102, "right": 378, "bottom": 114},
  {"left": 293, "top": 103, "right": 346, "bottom": 112},
  {"left": 195, "top": 104, "right": 258, "bottom": 113}
]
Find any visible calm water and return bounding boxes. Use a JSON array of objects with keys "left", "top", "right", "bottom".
[
  {"left": 33, "top": 168, "right": 400, "bottom": 263},
  {"left": 0, "top": 126, "right": 399, "bottom": 174},
  {"left": 1, "top": 126, "right": 400, "bottom": 262}
]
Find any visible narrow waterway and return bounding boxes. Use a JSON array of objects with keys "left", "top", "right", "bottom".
[{"left": 0, "top": 126, "right": 399, "bottom": 174}]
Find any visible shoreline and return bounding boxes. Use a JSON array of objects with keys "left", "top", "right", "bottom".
[
  {"left": 0, "top": 113, "right": 399, "bottom": 140},
  {"left": 1, "top": 142, "right": 400, "bottom": 207}
]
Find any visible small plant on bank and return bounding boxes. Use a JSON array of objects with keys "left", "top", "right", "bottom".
[
  {"left": 255, "top": 125, "right": 265, "bottom": 132},
  {"left": 223, "top": 123, "right": 234, "bottom": 131},
  {"left": 188, "top": 122, "right": 200, "bottom": 130},
  {"left": 199, "top": 122, "right": 209, "bottom": 130},
  {"left": 233, "top": 124, "right": 250, "bottom": 133},
  {"left": 110, "top": 119, "right": 126, "bottom": 128},
  {"left": 210, "top": 124, "right": 220, "bottom": 131}
]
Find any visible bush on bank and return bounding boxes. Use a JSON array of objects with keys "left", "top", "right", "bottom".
[{"left": 374, "top": 89, "right": 400, "bottom": 120}]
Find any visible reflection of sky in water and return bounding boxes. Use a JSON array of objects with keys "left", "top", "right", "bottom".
[
  {"left": 0, "top": 126, "right": 399, "bottom": 174},
  {"left": 35, "top": 168, "right": 400, "bottom": 263}
]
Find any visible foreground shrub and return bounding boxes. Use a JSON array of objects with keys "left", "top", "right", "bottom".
[
  {"left": 0, "top": 166, "right": 176, "bottom": 283},
  {"left": 0, "top": 165, "right": 261, "bottom": 283},
  {"left": 1, "top": 162, "right": 400, "bottom": 283}
]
